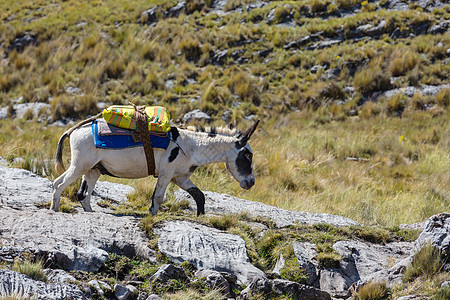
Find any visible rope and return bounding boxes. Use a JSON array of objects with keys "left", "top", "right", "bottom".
[{"left": 131, "top": 104, "right": 156, "bottom": 176}]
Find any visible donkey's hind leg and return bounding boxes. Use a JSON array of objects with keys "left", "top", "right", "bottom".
[
  {"left": 77, "top": 168, "right": 101, "bottom": 212},
  {"left": 51, "top": 165, "right": 88, "bottom": 212}
]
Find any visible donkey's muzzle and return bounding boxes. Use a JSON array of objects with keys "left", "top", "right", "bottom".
[{"left": 241, "top": 178, "right": 255, "bottom": 190}]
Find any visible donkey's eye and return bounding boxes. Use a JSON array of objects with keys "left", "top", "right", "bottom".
[{"left": 245, "top": 153, "right": 253, "bottom": 161}]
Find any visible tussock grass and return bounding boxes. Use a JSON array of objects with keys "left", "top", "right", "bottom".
[
  {"left": 354, "top": 281, "right": 389, "bottom": 300},
  {"left": 11, "top": 259, "right": 47, "bottom": 282},
  {"left": 404, "top": 244, "right": 445, "bottom": 282}
]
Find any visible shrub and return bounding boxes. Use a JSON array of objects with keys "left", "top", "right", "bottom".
[
  {"left": 12, "top": 259, "right": 47, "bottom": 282},
  {"left": 353, "top": 64, "right": 391, "bottom": 95},
  {"left": 389, "top": 49, "right": 419, "bottom": 77},
  {"left": 319, "top": 82, "right": 346, "bottom": 101},
  {"left": 403, "top": 243, "right": 444, "bottom": 282},
  {"left": 386, "top": 94, "right": 407, "bottom": 116},
  {"left": 360, "top": 101, "right": 380, "bottom": 118},
  {"left": 354, "top": 281, "right": 389, "bottom": 300},
  {"left": 436, "top": 88, "right": 450, "bottom": 108},
  {"left": 225, "top": 71, "right": 259, "bottom": 103},
  {"left": 310, "top": 0, "right": 328, "bottom": 13},
  {"left": 105, "top": 57, "right": 125, "bottom": 79},
  {"left": 179, "top": 35, "right": 202, "bottom": 62}
]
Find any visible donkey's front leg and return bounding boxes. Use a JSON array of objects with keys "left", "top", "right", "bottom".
[
  {"left": 150, "top": 175, "right": 172, "bottom": 216},
  {"left": 172, "top": 177, "right": 205, "bottom": 216}
]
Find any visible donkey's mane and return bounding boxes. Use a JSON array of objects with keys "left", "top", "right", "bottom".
[{"left": 186, "top": 125, "right": 240, "bottom": 137}]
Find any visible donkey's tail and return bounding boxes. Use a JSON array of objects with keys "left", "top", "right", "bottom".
[{"left": 55, "top": 112, "right": 103, "bottom": 175}]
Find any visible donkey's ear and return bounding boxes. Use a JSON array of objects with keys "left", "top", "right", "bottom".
[{"left": 238, "top": 120, "right": 260, "bottom": 147}]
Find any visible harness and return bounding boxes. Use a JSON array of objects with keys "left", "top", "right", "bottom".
[{"left": 130, "top": 104, "right": 156, "bottom": 176}]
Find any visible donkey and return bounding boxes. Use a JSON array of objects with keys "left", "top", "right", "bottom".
[{"left": 51, "top": 117, "right": 259, "bottom": 216}]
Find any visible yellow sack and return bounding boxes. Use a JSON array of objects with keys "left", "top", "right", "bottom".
[{"left": 102, "top": 105, "right": 171, "bottom": 133}]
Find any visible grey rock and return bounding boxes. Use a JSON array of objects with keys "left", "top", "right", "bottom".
[
  {"left": 8, "top": 33, "right": 37, "bottom": 52},
  {"left": 0, "top": 269, "right": 85, "bottom": 299},
  {"left": 324, "top": 68, "right": 341, "bottom": 80},
  {"left": 317, "top": 241, "right": 412, "bottom": 294},
  {"left": 383, "top": 0, "right": 409, "bottom": 11},
  {"left": 146, "top": 294, "right": 161, "bottom": 300},
  {"left": 150, "top": 264, "right": 187, "bottom": 283},
  {"left": 238, "top": 277, "right": 272, "bottom": 299},
  {"left": 164, "top": 0, "right": 186, "bottom": 18},
  {"left": 333, "top": 241, "right": 412, "bottom": 283},
  {"left": 45, "top": 269, "right": 76, "bottom": 283},
  {"left": 313, "top": 39, "right": 342, "bottom": 50},
  {"left": 182, "top": 109, "right": 212, "bottom": 123},
  {"left": 0, "top": 206, "right": 156, "bottom": 272},
  {"left": 211, "top": 49, "right": 229, "bottom": 65},
  {"left": 174, "top": 189, "right": 360, "bottom": 228},
  {"left": 114, "top": 283, "right": 132, "bottom": 300},
  {"left": 293, "top": 242, "right": 318, "bottom": 286},
  {"left": 399, "top": 222, "right": 425, "bottom": 231},
  {"left": 66, "top": 86, "right": 82, "bottom": 95},
  {"left": 155, "top": 220, "right": 265, "bottom": 285},
  {"left": 195, "top": 269, "right": 230, "bottom": 295},
  {"left": 0, "top": 157, "right": 7, "bottom": 166},
  {"left": 93, "top": 179, "right": 134, "bottom": 206},
  {"left": 310, "top": 65, "right": 324, "bottom": 73},
  {"left": 272, "top": 279, "right": 331, "bottom": 300},
  {"left": 239, "top": 277, "right": 331, "bottom": 300},
  {"left": 0, "top": 166, "right": 53, "bottom": 209},
  {"left": 412, "top": 212, "right": 450, "bottom": 258},
  {"left": 367, "top": 20, "right": 386, "bottom": 36},
  {"left": 140, "top": 7, "right": 158, "bottom": 25},
  {"left": 428, "top": 22, "right": 448, "bottom": 34},
  {"left": 88, "top": 280, "right": 105, "bottom": 297},
  {"left": 272, "top": 254, "right": 285, "bottom": 276},
  {"left": 396, "top": 296, "right": 420, "bottom": 300},
  {"left": 442, "top": 281, "right": 450, "bottom": 288},
  {"left": 0, "top": 102, "right": 51, "bottom": 120}
]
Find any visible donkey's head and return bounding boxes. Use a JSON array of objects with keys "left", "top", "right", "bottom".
[{"left": 225, "top": 120, "right": 260, "bottom": 190}]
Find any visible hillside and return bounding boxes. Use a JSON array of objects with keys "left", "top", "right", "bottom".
[{"left": 0, "top": 0, "right": 449, "bottom": 298}]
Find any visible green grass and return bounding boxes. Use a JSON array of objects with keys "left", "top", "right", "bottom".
[{"left": 11, "top": 259, "right": 47, "bottom": 282}]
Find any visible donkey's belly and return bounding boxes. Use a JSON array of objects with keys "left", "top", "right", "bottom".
[{"left": 98, "top": 147, "right": 154, "bottom": 178}]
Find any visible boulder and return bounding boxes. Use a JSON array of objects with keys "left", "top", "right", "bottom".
[
  {"left": 155, "top": 220, "right": 266, "bottom": 285},
  {"left": 0, "top": 165, "right": 133, "bottom": 211},
  {"left": 182, "top": 109, "right": 212, "bottom": 123},
  {"left": 412, "top": 212, "right": 450, "bottom": 258},
  {"left": 0, "top": 207, "right": 155, "bottom": 272},
  {"left": 238, "top": 277, "right": 331, "bottom": 300},
  {"left": 0, "top": 269, "right": 85, "bottom": 299},
  {"left": 164, "top": 0, "right": 186, "bottom": 18},
  {"left": 0, "top": 102, "right": 51, "bottom": 120},
  {"left": 319, "top": 241, "right": 412, "bottom": 294},
  {"left": 174, "top": 189, "right": 360, "bottom": 228},
  {"left": 140, "top": 7, "right": 158, "bottom": 25},
  {"left": 150, "top": 264, "right": 188, "bottom": 283},
  {"left": 0, "top": 166, "right": 53, "bottom": 209},
  {"left": 293, "top": 242, "right": 319, "bottom": 286},
  {"left": 195, "top": 269, "right": 230, "bottom": 295},
  {"left": 114, "top": 283, "right": 133, "bottom": 300},
  {"left": 272, "top": 279, "right": 331, "bottom": 300},
  {"left": 44, "top": 269, "right": 76, "bottom": 283},
  {"left": 8, "top": 33, "right": 37, "bottom": 52}
]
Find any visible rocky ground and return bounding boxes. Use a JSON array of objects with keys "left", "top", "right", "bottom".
[{"left": 0, "top": 162, "right": 449, "bottom": 299}]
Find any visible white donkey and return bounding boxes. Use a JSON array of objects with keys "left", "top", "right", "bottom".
[{"left": 51, "top": 116, "right": 259, "bottom": 216}]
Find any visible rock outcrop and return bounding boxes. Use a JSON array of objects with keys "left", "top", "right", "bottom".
[
  {"left": 155, "top": 220, "right": 266, "bottom": 285},
  {"left": 0, "top": 269, "right": 85, "bottom": 300},
  {"left": 174, "top": 189, "right": 360, "bottom": 228}
]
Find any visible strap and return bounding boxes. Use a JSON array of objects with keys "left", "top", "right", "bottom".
[{"left": 132, "top": 105, "right": 156, "bottom": 176}]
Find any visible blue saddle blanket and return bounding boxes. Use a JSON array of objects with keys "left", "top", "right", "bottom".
[{"left": 92, "top": 120, "right": 171, "bottom": 150}]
